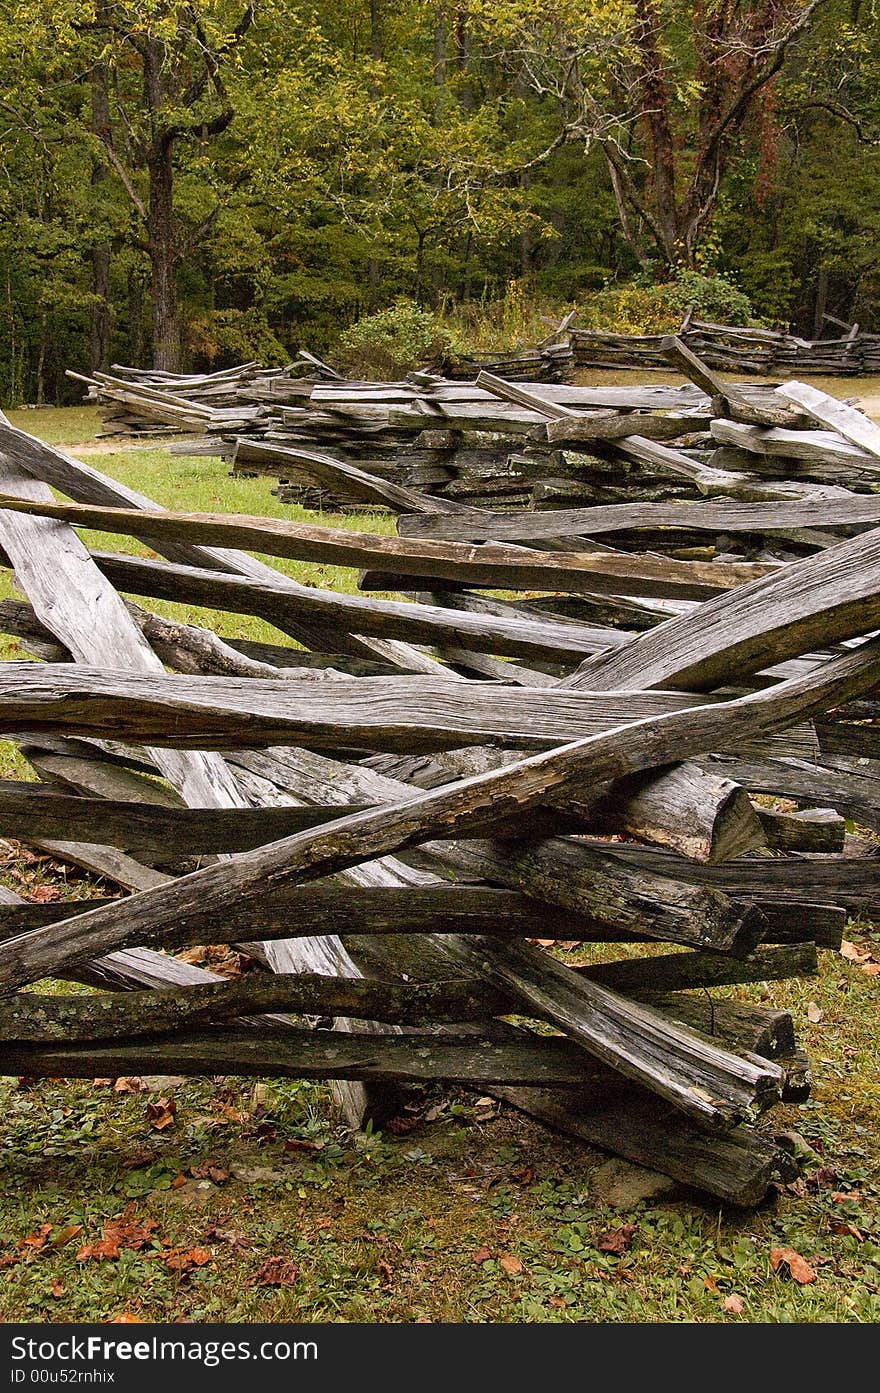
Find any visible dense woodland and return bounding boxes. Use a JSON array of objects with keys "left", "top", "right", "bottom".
[{"left": 1, "top": 0, "right": 879, "bottom": 404}]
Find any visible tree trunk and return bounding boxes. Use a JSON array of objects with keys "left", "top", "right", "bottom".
[
  {"left": 143, "top": 39, "right": 180, "bottom": 372},
  {"left": 90, "top": 47, "right": 112, "bottom": 372},
  {"left": 147, "top": 142, "right": 180, "bottom": 372}
]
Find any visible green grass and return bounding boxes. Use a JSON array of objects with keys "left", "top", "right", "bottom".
[{"left": 0, "top": 408, "right": 878, "bottom": 1324}]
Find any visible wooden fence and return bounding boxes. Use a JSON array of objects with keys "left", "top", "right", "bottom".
[{"left": 1, "top": 364, "right": 879, "bottom": 1205}]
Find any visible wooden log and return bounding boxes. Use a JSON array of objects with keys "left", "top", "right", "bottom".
[
  {"left": 234, "top": 440, "right": 468, "bottom": 515},
  {"left": 398, "top": 496, "right": 880, "bottom": 547},
  {"left": 0, "top": 494, "right": 779, "bottom": 602},
  {"left": 0, "top": 639, "right": 869, "bottom": 998},
  {"left": 701, "top": 755, "right": 880, "bottom": 833},
  {"left": 85, "top": 549, "right": 630, "bottom": 665},
  {"left": 755, "top": 805, "right": 846, "bottom": 853},
  {"left": 583, "top": 942, "right": 817, "bottom": 994},
  {"left": 0, "top": 974, "right": 513, "bottom": 1041},
  {"left": 431, "top": 836, "right": 767, "bottom": 955},
  {"left": 0, "top": 428, "right": 400, "bottom": 1125},
  {"left": 646, "top": 994, "right": 795, "bottom": 1058},
  {"left": 0, "top": 662, "right": 724, "bottom": 753},
  {"left": 662, "top": 336, "right": 800, "bottom": 427},
  {"left": 493, "top": 1086, "right": 796, "bottom": 1207},
  {"left": 0, "top": 1026, "right": 622, "bottom": 1089},
  {"left": 0, "top": 420, "right": 448, "bottom": 675},
  {"left": 423, "top": 935, "right": 783, "bottom": 1129},
  {"left": 777, "top": 380, "right": 880, "bottom": 461},
  {"left": 564, "top": 529, "right": 880, "bottom": 692},
  {"left": 709, "top": 419, "right": 880, "bottom": 472}
]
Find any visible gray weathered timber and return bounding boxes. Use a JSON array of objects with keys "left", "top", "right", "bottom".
[
  {"left": 0, "top": 883, "right": 697, "bottom": 944},
  {"left": 83, "top": 549, "right": 635, "bottom": 665},
  {"left": 493, "top": 1086, "right": 795, "bottom": 1207},
  {"left": 424, "top": 935, "right": 782, "bottom": 1128},
  {"left": 0, "top": 974, "right": 512, "bottom": 1041},
  {"left": 0, "top": 645, "right": 862, "bottom": 1117},
  {"left": 777, "top": 380, "right": 880, "bottom": 461},
  {"left": 398, "top": 496, "right": 880, "bottom": 547},
  {"left": 582, "top": 942, "right": 817, "bottom": 994},
  {"left": 368, "top": 748, "right": 767, "bottom": 864},
  {"left": 430, "top": 837, "right": 766, "bottom": 955},
  {"left": 661, "top": 336, "right": 801, "bottom": 428},
  {"left": 0, "top": 1027, "right": 616, "bottom": 1089},
  {"left": 755, "top": 805, "right": 846, "bottom": 853},
  {"left": 700, "top": 755, "right": 880, "bottom": 834},
  {"left": 0, "top": 663, "right": 720, "bottom": 752},
  {"left": 709, "top": 419, "right": 880, "bottom": 471},
  {"left": 235, "top": 440, "right": 470, "bottom": 514},
  {"left": 0, "top": 495, "right": 778, "bottom": 602},
  {"left": 0, "top": 422, "right": 434, "bottom": 672},
  {"left": 646, "top": 994, "right": 796, "bottom": 1058},
  {"left": 563, "top": 528, "right": 880, "bottom": 691},
  {"left": 0, "top": 428, "right": 397, "bottom": 1125}
]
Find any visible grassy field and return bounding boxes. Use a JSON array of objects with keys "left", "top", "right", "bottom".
[{"left": 0, "top": 406, "right": 878, "bottom": 1324}]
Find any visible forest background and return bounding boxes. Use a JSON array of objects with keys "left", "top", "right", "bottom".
[{"left": 1, "top": 0, "right": 879, "bottom": 404}]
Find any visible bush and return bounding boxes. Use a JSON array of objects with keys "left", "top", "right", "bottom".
[
  {"left": 337, "top": 300, "right": 454, "bottom": 379},
  {"left": 578, "top": 269, "right": 761, "bottom": 335},
  {"left": 665, "top": 268, "right": 757, "bottom": 326}
]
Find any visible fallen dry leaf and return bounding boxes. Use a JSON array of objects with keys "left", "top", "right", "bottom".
[
  {"left": 861, "top": 963, "right": 880, "bottom": 977},
  {"left": 806, "top": 1001, "right": 824, "bottom": 1023},
  {"left": 471, "top": 1246, "right": 492, "bottom": 1265},
  {"left": 831, "top": 1221, "right": 865, "bottom": 1242},
  {"left": 145, "top": 1097, "right": 176, "bottom": 1131},
  {"left": 841, "top": 940, "right": 872, "bottom": 963},
  {"left": 770, "top": 1246, "right": 817, "bottom": 1284},
  {"left": 598, "top": 1224, "right": 637, "bottom": 1255},
  {"left": 164, "top": 1247, "right": 212, "bottom": 1273},
  {"left": 255, "top": 1256, "right": 299, "bottom": 1288},
  {"left": 28, "top": 884, "right": 61, "bottom": 902},
  {"left": 113, "top": 1077, "right": 144, "bottom": 1094},
  {"left": 547, "top": 1295, "right": 566, "bottom": 1309},
  {"left": 108, "top": 1315, "right": 146, "bottom": 1324},
  {"left": 499, "top": 1253, "right": 523, "bottom": 1276},
  {"left": 831, "top": 1190, "right": 862, "bottom": 1203},
  {"left": 76, "top": 1205, "right": 159, "bottom": 1263},
  {"left": 723, "top": 1293, "right": 744, "bottom": 1315},
  {"left": 191, "top": 1163, "right": 229, "bottom": 1184},
  {"left": 19, "top": 1224, "right": 52, "bottom": 1252},
  {"left": 49, "top": 1281, "right": 64, "bottom": 1299},
  {"left": 703, "top": 1274, "right": 719, "bottom": 1293}
]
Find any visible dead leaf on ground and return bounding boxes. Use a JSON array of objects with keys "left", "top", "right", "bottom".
[
  {"left": 471, "top": 1246, "right": 492, "bottom": 1265},
  {"left": 499, "top": 1253, "right": 523, "bottom": 1276},
  {"left": 191, "top": 1163, "right": 229, "bottom": 1184},
  {"left": 19, "top": 1224, "right": 52, "bottom": 1252},
  {"left": 806, "top": 1001, "right": 824, "bottom": 1023},
  {"left": 255, "top": 1256, "right": 299, "bottom": 1288},
  {"left": 145, "top": 1097, "right": 176, "bottom": 1131},
  {"left": 598, "top": 1224, "right": 637, "bottom": 1255},
  {"left": 841, "top": 940, "right": 872, "bottom": 963},
  {"left": 723, "top": 1293, "right": 744, "bottom": 1315},
  {"left": 49, "top": 1281, "right": 64, "bottom": 1299},
  {"left": 770, "top": 1246, "right": 817, "bottom": 1284},
  {"left": 113, "top": 1077, "right": 145, "bottom": 1094},
  {"left": 163, "top": 1247, "right": 212, "bottom": 1273},
  {"left": 76, "top": 1205, "right": 159, "bottom": 1263}
]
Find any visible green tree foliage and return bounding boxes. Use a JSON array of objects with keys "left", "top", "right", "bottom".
[{"left": 1, "top": 0, "right": 878, "bottom": 401}]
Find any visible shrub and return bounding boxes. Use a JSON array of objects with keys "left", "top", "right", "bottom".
[
  {"left": 578, "top": 269, "right": 761, "bottom": 335},
  {"left": 337, "top": 300, "right": 454, "bottom": 379},
  {"left": 665, "top": 268, "right": 757, "bottom": 326}
]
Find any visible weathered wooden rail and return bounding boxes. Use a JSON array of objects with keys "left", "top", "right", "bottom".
[{"left": 1, "top": 365, "right": 878, "bottom": 1206}]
